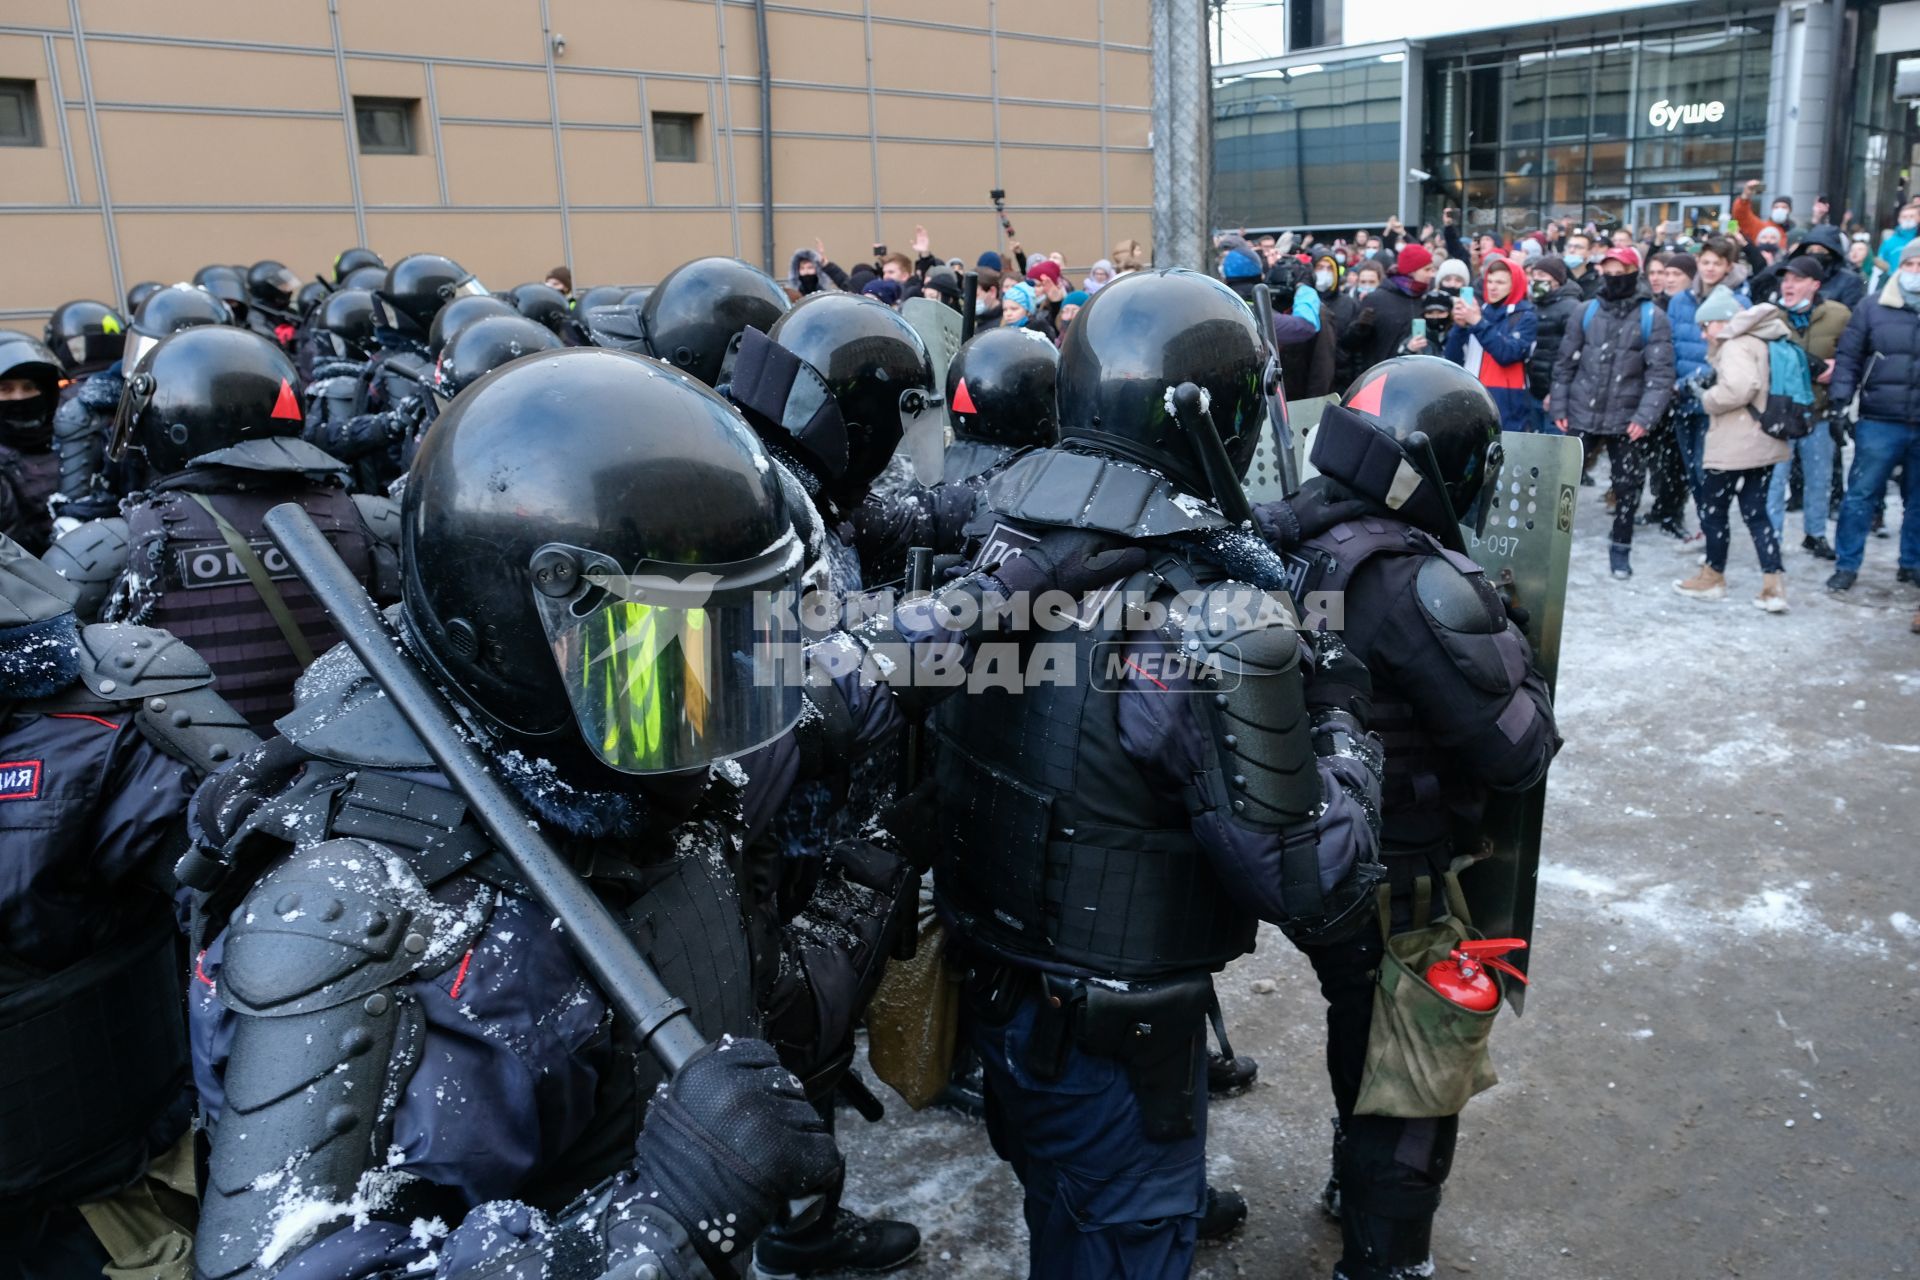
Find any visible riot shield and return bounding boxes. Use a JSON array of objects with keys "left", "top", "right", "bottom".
[
  {"left": 1244, "top": 394, "right": 1334, "bottom": 504},
  {"left": 1453, "top": 430, "right": 1581, "bottom": 1012},
  {"left": 899, "top": 297, "right": 963, "bottom": 484}
]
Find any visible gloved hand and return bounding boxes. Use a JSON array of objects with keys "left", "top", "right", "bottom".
[
  {"left": 986, "top": 529, "right": 1149, "bottom": 599},
  {"left": 1827, "top": 409, "right": 1852, "bottom": 444},
  {"left": 1303, "top": 630, "right": 1373, "bottom": 728},
  {"left": 631, "top": 1036, "right": 842, "bottom": 1272},
  {"left": 1685, "top": 366, "right": 1718, "bottom": 394}
]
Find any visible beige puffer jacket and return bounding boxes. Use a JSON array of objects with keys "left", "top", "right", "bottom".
[{"left": 1699, "top": 304, "right": 1794, "bottom": 473}]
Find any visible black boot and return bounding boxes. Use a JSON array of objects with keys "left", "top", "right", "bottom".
[
  {"left": 1207, "top": 1050, "right": 1259, "bottom": 1098},
  {"left": 1827, "top": 569, "right": 1857, "bottom": 593},
  {"left": 933, "top": 1047, "right": 986, "bottom": 1120},
  {"left": 1802, "top": 535, "right": 1836, "bottom": 561},
  {"left": 752, "top": 1208, "right": 922, "bottom": 1278},
  {"left": 1609, "top": 543, "right": 1632, "bottom": 579},
  {"left": 1898, "top": 567, "right": 1918, "bottom": 586},
  {"left": 1332, "top": 1210, "right": 1436, "bottom": 1280},
  {"left": 1321, "top": 1118, "right": 1345, "bottom": 1221},
  {"left": 1198, "top": 1184, "right": 1248, "bottom": 1244}
]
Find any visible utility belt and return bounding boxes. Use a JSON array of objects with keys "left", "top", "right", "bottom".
[{"left": 965, "top": 962, "right": 1213, "bottom": 1142}]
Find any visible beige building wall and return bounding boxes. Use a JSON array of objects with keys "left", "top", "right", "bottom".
[{"left": 0, "top": 0, "right": 1152, "bottom": 332}]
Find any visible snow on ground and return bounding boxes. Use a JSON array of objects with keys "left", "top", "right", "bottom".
[{"left": 839, "top": 482, "right": 1920, "bottom": 1280}]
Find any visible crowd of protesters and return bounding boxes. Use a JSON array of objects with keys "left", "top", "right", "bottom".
[{"left": 1203, "top": 179, "right": 1919, "bottom": 628}]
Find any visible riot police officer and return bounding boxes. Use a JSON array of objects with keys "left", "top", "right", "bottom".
[
  {"left": 393, "top": 312, "right": 560, "bottom": 473},
  {"left": 0, "top": 533, "right": 254, "bottom": 1280},
  {"left": 942, "top": 324, "right": 1057, "bottom": 486},
  {"left": 506, "top": 280, "right": 574, "bottom": 341},
  {"left": 1255, "top": 356, "right": 1561, "bottom": 1280},
  {"left": 917, "top": 269, "right": 1387, "bottom": 1277},
  {"left": 43, "top": 298, "right": 128, "bottom": 396},
  {"left": 183, "top": 348, "right": 871, "bottom": 1278},
  {"left": 581, "top": 255, "right": 791, "bottom": 389},
  {"left": 329, "top": 245, "right": 384, "bottom": 285},
  {"left": 244, "top": 260, "right": 303, "bottom": 351},
  {"left": 313, "top": 253, "right": 485, "bottom": 493},
  {"left": 51, "top": 325, "right": 398, "bottom": 730},
  {"left": 295, "top": 285, "right": 377, "bottom": 392},
  {"left": 47, "top": 284, "right": 232, "bottom": 529},
  {"left": 0, "top": 332, "right": 65, "bottom": 554}
]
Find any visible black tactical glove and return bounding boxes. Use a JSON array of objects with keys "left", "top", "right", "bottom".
[
  {"left": 986, "top": 528, "right": 1149, "bottom": 599},
  {"left": 1828, "top": 409, "right": 1852, "bottom": 444},
  {"left": 1303, "top": 630, "right": 1373, "bottom": 728},
  {"left": 631, "top": 1036, "right": 843, "bottom": 1273}
]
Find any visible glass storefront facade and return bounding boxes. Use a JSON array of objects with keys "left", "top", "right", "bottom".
[
  {"left": 1424, "top": 19, "right": 1774, "bottom": 241},
  {"left": 1214, "top": 56, "right": 1408, "bottom": 230}
]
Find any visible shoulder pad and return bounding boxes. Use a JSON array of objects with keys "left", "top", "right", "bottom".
[
  {"left": 987, "top": 449, "right": 1232, "bottom": 539},
  {"left": 75, "top": 371, "right": 123, "bottom": 411},
  {"left": 581, "top": 303, "right": 650, "bottom": 352},
  {"left": 277, "top": 640, "right": 433, "bottom": 770},
  {"left": 74, "top": 622, "right": 217, "bottom": 699},
  {"left": 351, "top": 492, "right": 401, "bottom": 547},
  {"left": 219, "top": 837, "right": 487, "bottom": 1017},
  {"left": 1182, "top": 579, "right": 1303, "bottom": 674},
  {"left": 1414, "top": 552, "right": 1504, "bottom": 636},
  {"left": 190, "top": 436, "right": 349, "bottom": 475},
  {"left": 382, "top": 350, "right": 432, "bottom": 382},
  {"left": 43, "top": 518, "right": 130, "bottom": 622},
  {"left": 135, "top": 681, "right": 258, "bottom": 776}
]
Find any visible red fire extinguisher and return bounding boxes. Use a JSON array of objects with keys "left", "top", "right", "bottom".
[{"left": 1424, "top": 939, "right": 1529, "bottom": 1011}]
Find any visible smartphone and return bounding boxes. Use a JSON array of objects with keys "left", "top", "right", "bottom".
[{"left": 1410, "top": 318, "right": 1427, "bottom": 341}]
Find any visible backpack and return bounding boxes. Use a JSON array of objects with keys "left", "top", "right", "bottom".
[
  {"left": 1756, "top": 335, "right": 1816, "bottom": 441},
  {"left": 1581, "top": 298, "right": 1655, "bottom": 346}
]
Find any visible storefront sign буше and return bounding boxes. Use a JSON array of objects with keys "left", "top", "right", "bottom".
[{"left": 1647, "top": 99, "right": 1726, "bottom": 131}]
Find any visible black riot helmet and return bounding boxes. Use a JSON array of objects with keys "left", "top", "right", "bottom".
[
  {"left": 192, "top": 264, "right": 249, "bottom": 315},
  {"left": 642, "top": 257, "right": 790, "bottom": 386},
  {"left": 294, "top": 280, "right": 330, "bottom": 316},
  {"left": 0, "top": 332, "right": 63, "bottom": 445},
  {"left": 508, "top": 282, "right": 573, "bottom": 338},
  {"left": 428, "top": 293, "right": 517, "bottom": 357},
  {"left": 1311, "top": 355, "right": 1505, "bottom": 539},
  {"left": 375, "top": 253, "right": 487, "bottom": 335},
  {"left": 573, "top": 285, "right": 627, "bottom": 312},
  {"left": 247, "top": 260, "right": 303, "bottom": 315},
  {"left": 733, "top": 291, "right": 937, "bottom": 512},
  {"left": 107, "top": 326, "right": 305, "bottom": 476},
  {"left": 315, "top": 288, "right": 379, "bottom": 362},
  {"left": 1055, "top": 268, "right": 1265, "bottom": 503},
  {"left": 341, "top": 264, "right": 387, "bottom": 291},
  {"left": 42, "top": 300, "right": 128, "bottom": 374},
  {"left": 433, "top": 314, "right": 560, "bottom": 400},
  {"left": 946, "top": 326, "right": 1059, "bottom": 448},
  {"left": 125, "top": 281, "right": 163, "bottom": 316},
  {"left": 402, "top": 347, "right": 805, "bottom": 777},
  {"left": 126, "top": 285, "right": 233, "bottom": 371},
  {"left": 332, "top": 247, "right": 385, "bottom": 284}
]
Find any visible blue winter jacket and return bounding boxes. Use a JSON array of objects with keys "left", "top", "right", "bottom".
[
  {"left": 1443, "top": 294, "right": 1538, "bottom": 434},
  {"left": 1831, "top": 275, "right": 1920, "bottom": 426}
]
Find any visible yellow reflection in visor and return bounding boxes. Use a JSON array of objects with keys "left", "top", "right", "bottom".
[{"left": 586, "top": 602, "right": 710, "bottom": 767}]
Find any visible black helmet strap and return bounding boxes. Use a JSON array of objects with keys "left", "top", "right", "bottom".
[
  {"left": 1309, "top": 402, "right": 1458, "bottom": 544},
  {"left": 724, "top": 326, "right": 848, "bottom": 488}
]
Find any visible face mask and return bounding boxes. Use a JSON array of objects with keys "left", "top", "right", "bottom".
[
  {"left": 0, "top": 395, "right": 53, "bottom": 447},
  {"left": 1599, "top": 271, "right": 1638, "bottom": 301},
  {"left": 1771, "top": 207, "right": 1790, "bottom": 224},
  {"left": 1903, "top": 217, "right": 1919, "bottom": 231},
  {"left": 1899, "top": 269, "right": 1920, "bottom": 291},
  {"left": 1314, "top": 269, "right": 1334, "bottom": 290},
  {"left": 1530, "top": 279, "right": 1551, "bottom": 300},
  {"left": 1787, "top": 295, "right": 1813, "bottom": 312},
  {"left": 1333, "top": 253, "right": 1347, "bottom": 265},
  {"left": 1563, "top": 252, "right": 1585, "bottom": 268},
  {"left": 1404, "top": 276, "right": 1431, "bottom": 297},
  {"left": 1353, "top": 284, "right": 1376, "bottom": 297},
  {"left": 975, "top": 295, "right": 993, "bottom": 315},
  {"left": 797, "top": 274, "right": 821, "bottom": 295}
]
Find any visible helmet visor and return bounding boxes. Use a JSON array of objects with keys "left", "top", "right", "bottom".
[
  {"left": 531, "top": 537, "right": 804, "bottom": 775},
  {"left": 451, "top": 275, "right": 489, "bottom": 300},
  {"left": 121, "top": 329, "right": 163, "bottom": 373},
  {"left": 1457, "top": 439, "right": 1506, "bottom": 538}
]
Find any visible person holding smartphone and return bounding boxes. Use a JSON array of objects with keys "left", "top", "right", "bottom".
[{"left": 1339, "top": 242, "right": 1438, "bottom": 375}]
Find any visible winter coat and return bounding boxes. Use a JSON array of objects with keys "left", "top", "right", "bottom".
[
  {"left": 1339, "top": 278, "right": 1426, "bottom": 376},
  {"left": 1876, "top": 224, "right": 1917, "bottom": 273},
  {"left": 1547, "top": 283, "right": 1676, "bottom": 436},
  {"left": 1747, "top": 227, "right": 1867, "bottom": 311},
  {"left": 1830, "top": 275, "right": 1920, "bottom": 426},
  {"left": 1442, "top": 269, "right": 1537, "bottom": 433},
  {"left": 1329, "top": 291, "right": 1362, "bottom": 389},
  {"left": 1667, "top": 267, "right": 1751, "bottom": 391},
  {"left": 1526, "top": 282, "right": 1585, "bottom": 400},
  {"left": 1698, "top": 305, "right": 1793, "bottom": 472},
  {"left": 1778, "top": 298, "right": 1850, "bottom": 415}
]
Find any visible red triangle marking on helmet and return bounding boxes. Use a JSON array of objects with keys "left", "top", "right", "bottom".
[
  {"left": 952, "top": 377, "right": 977, "bottom": 415},
  {"left": 1346, "top": 375, "right": 1386, "bottom": 416},
  {"left": 270, "top": 379, "right": 301, "bottom": 420}
]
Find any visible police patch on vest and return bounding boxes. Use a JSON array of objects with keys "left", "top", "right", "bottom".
[
  {"left": 175, "top": 540, "right": 299, "bottom": 589},
  {"left": 972, "top": 521, "right": 1126, "bottom": 630},
  {"left": 0, "top": 760, "right": 43, "bottom": 800}
]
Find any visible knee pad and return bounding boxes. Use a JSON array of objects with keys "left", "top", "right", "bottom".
[{"left": 1338, "top": 1113, "right": 1458, "bottom": 1221}]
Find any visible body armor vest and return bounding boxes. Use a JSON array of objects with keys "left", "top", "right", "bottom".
[
  {"left": 0, "top": 442, "right": 60, "bottom": 554},
  {"left": 933, "top": 552, "right": 1258, "bottom": 981},
  {"left": 1289, "top": 515, "right": 1480, "bottom": 858},
  {"left": 121, "top": 475, "right": 374, "bottom": 730},
  {"left": 941, "top": 439, "right": 1015, "bottom": 488}
]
